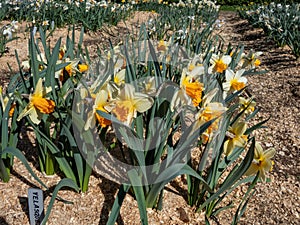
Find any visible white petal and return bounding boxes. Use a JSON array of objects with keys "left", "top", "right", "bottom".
[
  {"left": 222, "top": 82, "right": 231, "bottom": 92},
  {"left": 190, "top": 66, "right": 204, "bottom": 77},
  {"left": 225, "top": 69, "right": 235, "bottom": 81},
  {"left": 239, "top": 77, "right": 248, "bottom": 84},
  {"left": 236, "top": 69, "right": 245, "bottom": 78},
  {"left": 84, "top": 110, "right": 96, "bottom": 130},
  {"left": 222, "top": 55, "right": 232, "bottom": 64}
]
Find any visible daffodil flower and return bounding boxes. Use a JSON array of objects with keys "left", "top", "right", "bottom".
[
  {"left": 17, "top": 78, "right": 55, "bottom": 124},
  {"left": 180, "top": 68, "right": 204, "bottom": 107},
  {"left": 0, "top": 87, "right": 15, "bottom": 117},
  {"left": 245, "top": 142, "right": 276, "bottom": 182},
  {"left": 21, "top": 53, "right": 47, "bottom": 71},
  {"left": 58, "top": 46, "right": 67, "bottom": 60},
  {"left": 241, "top": 51, "right": 263, "bottom": 69},
  {"left": 223, "top": 69, "right": 247, "bottom": 95},
  {"left": 224, "top": 120, "right": 248, "bottom": 156},
  {"left": 195, "top": 89, "right": 227, "bottom": 143},
  {"left": 111, "top": 83, "right": 154, "bottom": 125},
  {"left": 170, "top": 62, "right": 204, "bottom": 112},
  {"left": 114, "top": 55, "right": 126, "bottom": 74},
  {"left": 84, "top": 90, "right": 111, "bottom": 130},
  {"left": 157, "top": 40, "right": 168, "bottom": 52},
  {"left": 239, "top": 96, "right": 256, "bottom": 114},
  {"left": 114, "top": 69, "right": 126, "bottom": 86},
  {"left": 55, "top": 59, "right": 81, "bottom": 82},
  {"left": 140, "top": 76, "right": 156, "bottom": 95},
  {"left": 209, "top": 54, "right": 232, "bottom": 74},
  {"left": 78, "top": 63, "right": 89, "bottom": 73}
]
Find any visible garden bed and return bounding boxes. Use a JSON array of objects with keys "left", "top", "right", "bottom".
[{"left": 0, "top": 10, "right": 299, "bottom": 225}]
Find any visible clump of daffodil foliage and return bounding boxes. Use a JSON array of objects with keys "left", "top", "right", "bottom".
[
  {"left": 239, "top": 2, "right": 300, "bottom": 59},
  {"left": 0, "top": 1, "right": 276, "bottom": 225}
]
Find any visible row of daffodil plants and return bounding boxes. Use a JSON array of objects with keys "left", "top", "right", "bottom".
[
  {"left": 1, "top": 0, "right": 134, "bottom": 31},
  {"left": 0, "top": 0, "right": 218, "bottom": 33},
  {"left": 0, "top": 0, "right": 219, "bottom": 58},
  {"left": 1, "top": 4, "right": 276, "bottom": 225},
  {"left": 239, "top": 2, "right": 300, "bottom": 59}
]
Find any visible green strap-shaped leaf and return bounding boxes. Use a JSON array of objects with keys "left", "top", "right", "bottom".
[
  {"left": 31, "top": 122, "right": 77, "bottom": 181},
  {"left": 245, "top": 117, "right": 270, "bottom": 135},
  {"left": 106, "top": 184, "right": 130, "bottom": 225},
  {"left": 231, "top": 173, "right": 259, "bottom": 225},
  {"left": 197, "top": 138, "right": 255, "bottom": 212},
  {"left": 0, "top": 158, "right": 10, "bottom": 182},
  {"left": 41, "top": 178, "right": 79, "bottom": 225},
  {"left": 146, "top": 164, "right": 212, "bottom": 208},
  {"left": 2, "top": 147, "right": 48, "bottom": 189},
  {"left": 128, "top": 169, "right": 148, "bottom": 225}
]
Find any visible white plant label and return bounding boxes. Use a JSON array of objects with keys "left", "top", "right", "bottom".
[{"left": 28, "top": 188, "right": 44, "bottom": 225}]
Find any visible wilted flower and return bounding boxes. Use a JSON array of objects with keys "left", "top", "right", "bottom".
[{"left": 157, "top": 39, "right": 169, "bottom": 53}]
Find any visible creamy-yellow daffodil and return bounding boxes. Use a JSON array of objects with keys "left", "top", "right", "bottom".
[
  {"left": 224, "top": 120, "right": 248, "bottom": 156},
  {"left": 239, "top": 96, "right": 256, "bottom": 114},
  {"left": 140, "top": 76, "right": 156, "bottom": 95},
  {"left": 17, "top": 78, "right": 55, "bottom": 124},
  {"left": 245, "top": 142, "right": 276, "bottom": 182},
  {"left": 111, "top": 83, "right": 154, "bottom": 125}
]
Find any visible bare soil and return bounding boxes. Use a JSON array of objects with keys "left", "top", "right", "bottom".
[{"left": 0, "top": 11, "right": 299, "bottom": 225}]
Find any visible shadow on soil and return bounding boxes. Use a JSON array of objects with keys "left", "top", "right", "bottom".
[
  {"left": 0, "top": 217, "right": 9, "bottom": 225},
  {"left": 94, "top": 173, "right": 125, "bottom": 225}
]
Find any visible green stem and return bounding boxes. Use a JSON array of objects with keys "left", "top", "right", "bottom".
[{"left": 45, "top": 150, "right": 55, "bottom": 175}]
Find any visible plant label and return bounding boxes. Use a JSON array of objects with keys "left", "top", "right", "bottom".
[{"left": 28, "top": 188, "right": 44, "bottom": 225}]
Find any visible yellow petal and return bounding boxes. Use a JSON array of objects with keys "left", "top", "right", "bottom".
[
  {"left": 33, "top": 78, "right": 44, "bottom": 97},
  {"left": 224, "top": 139, "right": 234, "bottom": 156},
  {"left": 29, "top": 107, "right": 41, "bottom": 124},
  {"left": 17, "top": 104, "right": 34, "bottom": 121}
]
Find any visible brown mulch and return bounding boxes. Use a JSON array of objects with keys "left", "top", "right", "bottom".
[{"left": 0, "top": 11, "right": 299, "bottom": 225}]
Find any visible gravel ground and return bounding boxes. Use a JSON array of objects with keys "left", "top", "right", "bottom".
[{"left": 0, "top": 11, "right": 299, "bottom": 225}]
